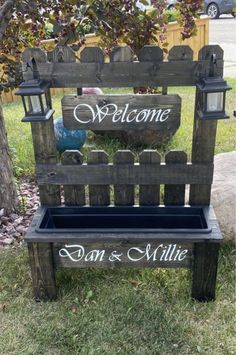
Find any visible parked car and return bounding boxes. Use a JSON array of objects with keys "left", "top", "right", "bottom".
[{"left": 167, "top": 0, "right": 235, "bottom": 19}]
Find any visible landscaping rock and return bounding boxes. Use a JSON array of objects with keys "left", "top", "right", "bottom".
[{"left": 211, "top": 151, "right": 236, "bottom": 242}]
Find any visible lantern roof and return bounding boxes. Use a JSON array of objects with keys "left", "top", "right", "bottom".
[
  {"left": 197, "top": 77, "right": 231, "bottom": 93},
  {"left": 16, "top": 79, "right": 50, "bottom": 96}
]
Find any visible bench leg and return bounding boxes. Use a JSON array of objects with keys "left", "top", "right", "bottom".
[
  {"left": 191, "top": 242, "right": 220, "bottom": 302},
  {"left": 28, "top": 242, "right": 57, "bottom": 301}
]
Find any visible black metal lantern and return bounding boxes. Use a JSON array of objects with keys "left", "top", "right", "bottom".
[
  {"left": 15, "top": 79, "right": 54, "bottom": 122},
  {"left": 197, "top": 77, "right": 231, "bottom": 120}
]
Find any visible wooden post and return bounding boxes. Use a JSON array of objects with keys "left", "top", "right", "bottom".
[
  {"left": 28, "top": 243, "right": 57, "bottom": 301},
  {"left": 190, "top": 46, "right": 224, "bottom": 301},
  {"left": 191, "top": 243, "right": 220, "bottom": 301}
]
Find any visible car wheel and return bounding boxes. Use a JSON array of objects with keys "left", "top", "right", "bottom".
[
  {"left": 232, "top": 12, "right": 236, "bottom": 18},
  {"left": 207, "top": 3, "right": 220, "bottom": 19}
]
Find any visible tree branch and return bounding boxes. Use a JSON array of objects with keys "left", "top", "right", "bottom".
[{"left": 0, "top": 0, "right": 16, "bottom": 42}]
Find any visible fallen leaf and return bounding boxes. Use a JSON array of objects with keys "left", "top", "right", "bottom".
[
  {"left": 0, "top": 303, "right": 6, "bottom": 312},
  {"left": 128, "top": 279, "right": 142, "bottom": 287}
]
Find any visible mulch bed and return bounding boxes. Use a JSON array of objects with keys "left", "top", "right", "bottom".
[{"left": 0, "top": 178, "right": 39, "bottom": 248}]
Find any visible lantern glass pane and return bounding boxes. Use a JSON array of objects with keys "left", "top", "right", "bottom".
[
  {"left": 41, "top": 94, "right": 48, "bottom": 112},
  {"left": 27, "top": 96, "right": 42, "bottom": 114},
  {"left": 207, "top": 92, "right": 223, "bottom": 112}
]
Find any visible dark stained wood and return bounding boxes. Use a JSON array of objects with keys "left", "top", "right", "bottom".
[
  {"left": 88, "top": 150, "right": 110, "bottom": 206},
  {"left": 109, "top": 46, "right": 134, "bottom": 62},
  {"left": 36, "top": 162, "right": 214, "bottom": 185},
  {"left": 47, "top": 46, "right": 76, "bottom": 63},
  {"left": 31, "top": 119, "right": 61, "bottom": 206},
  {"left": 114, "top": 150, "right": 135, "bottom": 206},
  {"left": 164, "top": 151, "right": 187, "bottom": 205},
  {"left": 28, "top": 243, "right": 56, "bottom": 301},
  {"left": 198, "top": 45, "right": 224, "bottom": 61},
  {"left": 61, "top": 150, "right": 85, "bottom": 206},
  {"left": 139, "top": 150, "right": 161, "bottom": 205},
  {"left": 138, "top": 45, "right": 163, "bottom": 62},
  {"left": 80, "top": 47, "right": 105, "bottom": 63},
  {"left": 53, "top": 241, "right": 192, "bottom": 269},
  {"left": 191, "top": 242, "right": 220, "bottom": 301},
  {"left": 62, "top": 94, "right": 181, "bottom": 131},
  {"left": 168, "top": 46, "right": 193, "bottom": 61},
  {"left": 23, "top": 60, "right": 224, "bottom": 87},
  {"left": 22, "top": 48, "right": 47, "bottom": 64},
  {"left": 189, "top": 45, "right": 224, "bottom": 205}
]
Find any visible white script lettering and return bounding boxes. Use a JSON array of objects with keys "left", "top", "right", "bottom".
[
  {"left": 59, "top": 243, "right": 189, "bottom": 263},
  {"left": 73, "top": 103, "right": 172, "bottom": 125}
]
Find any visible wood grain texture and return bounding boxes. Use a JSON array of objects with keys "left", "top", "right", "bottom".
[
  {"left": 36, "top": 162, "right": 214, "bottom": 185},
  {"left": 168, "top": 46, "right": 193, "bottom": 61},
  {"left": 80, "top": 47, "right": 105, "bottom": 63},
  {"left": 28, "top": 243, "right": 56, "bottom": 301},
  {"left": 191, "top": 242, "right": 220, "bottom": 301},
  {"left": 47, "top": 46, "right": 76, "bottom": 63},
  {"left": 114, "top": 150, "right": 135, "bottom": 206},
  {"left": 164, "top": 151, "right": 187, "bottom": 205},
  {"left": 61, "top": 150, "right": 85, "bottom": 206},
  {"left": 22, "top": 48, "right": 47, "bottom": 64},
  {"left": 138, "top": 45, "right": 163, "bottom": 62},
  {"left": 139, "top": 150, "right": 161, "bottom": 205},
  {"left": 53, "top": 241, "right": 193, "bottom": 269},
  {"left": 23, "top": 60, "right": 224, "bottom": 88},
  {"left": 62, "top": 94, "right": 181, "bottom": 131},
  {"left": 31, "top": 119, "right": 61, "bottom": 206},
  {"left": 88, "top": 150, "right": 110, "bottom": 206},
  {"left": 189, "top": 91, "right": 217, "bottom": 205},
  {"left": 109, "top": 46, "right": 134, "bottom": 62}
]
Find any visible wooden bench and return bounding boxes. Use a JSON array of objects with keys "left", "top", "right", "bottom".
[{"left": 21, "top": 44, "right": 226, "bottom": 302}]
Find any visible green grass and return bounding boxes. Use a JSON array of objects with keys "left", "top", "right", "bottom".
[
  {"left": 3, "top": 78, "right": 236, "bottom": 176},
  {"left": 0, "top": 244, "right": 235, "bottom": 354}
]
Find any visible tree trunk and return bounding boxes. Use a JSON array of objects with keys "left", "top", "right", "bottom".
[{"left": 0, "top": 103, "right": 17, "bottom": 214}]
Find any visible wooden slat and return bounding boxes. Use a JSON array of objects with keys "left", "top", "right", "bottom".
[
  {"left": 62, "top": 94, "right": 181, "bottom": 131},
  {"left": 22, "top": 48, "right": 47, "bottom": 64},
  {"left": 139, "top": 150, "right": 161, "bottom": 205},
  {"left": 88, "top": 151, "right": 110, "bottom": 206},
  {"left": 114, "top": 150, "right": 135, "bottom": 206},
  {"left": 47, "top": 46, "right": 76, "bottom": 63},
  {"left": 138, "top": 45, "right": 163, "bottom": 62},
  {"left": 36, "top": 162, "right": 214, "bottom": 186},
  {"left": 168, "top": 46, "right": 193, "bottom": 61},
  {"left": 23, "top": 60, "right": 224, "bottom": 88},
  {"left": 198, "top": 45, "right": 224, "bottom": 61},
  {"left": 61, "top": 150, "right": 85, "bottom": 206},
  {"left": 164, "top": 151, "right": 187, "bottom": 205},
  {"left": 109, "top": 46, "right": 134, "bottom": 62},
  {"left": 53, "top": 241, "right": 192, "bottom": 269},
  {"left": 80, "top": 47, "right": 105, "bottom": 63}
]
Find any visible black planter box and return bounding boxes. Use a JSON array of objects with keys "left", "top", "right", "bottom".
[{"left": 36, "top": 206, "right": 211, "bottom": 234}]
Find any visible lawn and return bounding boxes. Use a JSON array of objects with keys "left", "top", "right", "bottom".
[{"left": 0, "top": 80, "right": 236, "bottom": 354}]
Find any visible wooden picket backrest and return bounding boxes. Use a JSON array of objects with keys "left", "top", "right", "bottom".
[{"left": 23, "top": 44, "right": 223, "bottom": 209}]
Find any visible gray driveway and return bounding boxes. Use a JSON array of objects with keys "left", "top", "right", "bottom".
[{"left": 209, "top": 16, "right": 236, "bottom": 77}]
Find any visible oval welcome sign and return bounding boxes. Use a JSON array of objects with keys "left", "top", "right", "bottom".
[{"left": 62, "top": 94, "right": 181, "bottom": 131}]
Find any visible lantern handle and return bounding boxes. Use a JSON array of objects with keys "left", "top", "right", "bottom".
[
  {"left": 209, "top": 53, "right": 217, "bottom": 77},
  {"left": 24, "top": 58, "right": 39, "bottom": 80}
]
